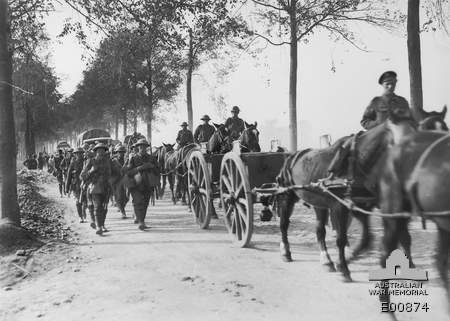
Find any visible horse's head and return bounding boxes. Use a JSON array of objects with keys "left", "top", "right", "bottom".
[
  {"left": 207, "top": 123, "right": 229, "bottom": 153},
  {"left": 240, "top": 121, "right": 261, "bottom": 152},
  {"left": 162, "top": 143, "right": 175, "bottom": 152},
  {"left": 418, "top": 105, "right": 448, "bottom": 131}
]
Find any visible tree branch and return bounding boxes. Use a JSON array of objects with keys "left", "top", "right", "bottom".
[
  {"left": 252, "top": 0, "right": 285, "bottom": 11},
  {"left": 254, "top": 32, "right": 290, "bottom": 45}
]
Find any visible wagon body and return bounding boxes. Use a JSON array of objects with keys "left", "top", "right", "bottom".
[{"left": 187, "top": 143, "right": 289, "bottom": 247}]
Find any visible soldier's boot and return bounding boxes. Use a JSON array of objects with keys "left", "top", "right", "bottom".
[
  {"left": 82, "top": 204, "right": 87, "bottom": 220},
  {"left": 76, "top": 202, "right": 84, "bottom": 223},
  {"left": 120, "top": 205, "right": 127, "bottom": 219},
  {"left": 95, "top": 211, "right": 102, "bottom": 235},
  {"left": 102, "top": 208, "right": 108, "bottom": 232},
  {"left": 137, "top": 209, "right": 147, "bottom": 230},
  {"left": 89, "top": 206, "right": 96, "bottom": 229}
]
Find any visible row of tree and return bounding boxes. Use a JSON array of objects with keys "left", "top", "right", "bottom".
[{"left": 1, "top": 0, "right": 448, "bottom": 229}]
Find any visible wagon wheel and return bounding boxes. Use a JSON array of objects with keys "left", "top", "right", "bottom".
[
  {"left": 220, "top": 152, "right": 253, "bottom": 247},
  {"left": 188, "top": 151, "right": 211, "bottom": 229}
]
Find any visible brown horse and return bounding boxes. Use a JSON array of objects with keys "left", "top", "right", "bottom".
[
  {"left": 207, "top": 122, "right": 261, "bottom": 154},
  {"left": 207, "top": 123, "right": 229, "bottom": 154},
  {"left": 161, "top": 143, "right": 177, "bottom": 204},
  {"left": 378, "top": 126, "right": 450, "bottom": 310},
  {"left": 275, "top": 111, "right": 420, "bottom": 281}
]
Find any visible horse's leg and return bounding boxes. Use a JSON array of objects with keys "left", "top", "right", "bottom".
[
  {"left": 436, "top": 227, "right": 450, "bottom": 309},
  {"left": 314, "top": 207, "right": 336, "bottom": 272},
  {"left": 398, "top": 218, "right": 414, "bottom": 268},
  {"left": 315, "top": 207, "right": 336, "bottom": 272},
  {"left": 169, "top": 174, "right": 176, "bottom": 204},
  {"left": 334, "top": 207, "right": 352, "bottom": 282},
  {"left": 160, "top": 174, "right": 166, "bottom": 198},
  {"left": 379, "top": 218, "right": 400, "bottom": 310},
  {"left": 185, "top": 176, "right": 191, "bottom": 212},
  {"left": 277, "top": 192, "right": 296, "bottom": 262},
  {"left": 349, "top": 211, "right": 372, "bottom": 261}
]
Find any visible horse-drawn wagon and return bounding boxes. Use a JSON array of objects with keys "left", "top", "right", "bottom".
[{"left": 187, "top": 141, "right": 289, "bottom": 247}]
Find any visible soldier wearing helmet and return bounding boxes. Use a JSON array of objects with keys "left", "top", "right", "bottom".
[
  {"left": 125, "top": 138, "right": 159, "bottom": 230},
  {"left": 81, "top": 142, "right": 112, "bottom": 235},
  {"left": 194, "top": 115, "right": 216, "bottom": 144},
  {"left": 176, "top": 122, "right": 194, "bottom": 149},
  {"left": 225, "top": 106, "right": 245, "bottom": 141},
  {"left": 111, "top": 144, "right": 129, "bottom": 219},
  {"left": 65, "top": 147, "right": 86, "bottom": 222}
]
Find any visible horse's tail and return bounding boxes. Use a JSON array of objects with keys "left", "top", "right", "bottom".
[{"left": 276, "top": 149, "right": 312, "bottom": 187}]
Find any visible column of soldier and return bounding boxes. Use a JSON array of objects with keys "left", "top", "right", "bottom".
[{"left": 51, "top": 106, "right": 246, "bottom": 236}]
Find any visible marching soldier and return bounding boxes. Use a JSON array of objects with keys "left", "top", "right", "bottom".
[
  {"left": 111, "top": 144, "right": 129, "bottom": 219},
  {"left": 61, "top": 148, "right": 74, "bottom": 193},
  {"left": 176, "top": 122, "right": 194, "bottom": 149},
  {"left": 54, "top": 149, "right": 65, "bottom": 197},
  {"left": 65, "top": 147, "right": 86, "bottom": 222},
  {"left": 81, "top": 142, "right": 112, "bottom": 235},
  {"left": 194, "top": 115, "right": 215, "bottom": 144},
  {"left": 125, "top": 138, "right": 159, "bottom": 230},
  {"left": 224, "top": 106, "right": 245, "bottom": 141}
]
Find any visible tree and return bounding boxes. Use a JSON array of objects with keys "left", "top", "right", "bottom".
[
  {"left": 408, "top": 0, "right": 423, "bottom": 120},
  {"left": 251, "top": 0, "right": 393, "bottom": 150},
  {"left": 0, "top": 0, "right": 19, "bottom": 225},
  {"left": 177, "top": 1, "right": 250, "bottom": 129},
  {"left": 407, "top": 0, "right": 449, "bottom": 120}
]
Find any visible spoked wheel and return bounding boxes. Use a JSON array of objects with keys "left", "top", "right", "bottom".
[
  {"left": 187, "top": 151, "right": 211, "bottom": 229},
  {"left": 220, "top": 152, "right": 253, "bottom": 247}
]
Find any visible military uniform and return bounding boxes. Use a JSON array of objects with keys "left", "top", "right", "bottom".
[
  {"left": 225, "top": 116, "right": 245, "bottom": 140},
  {"left": 54, "top": 154, "right": 65, "bottom": 196},
  {"left": 360, "top": 94, "right": 411, "bottom": 130},
  {"left": 61, "top": 154, "right": 73, "bottom": 189},
  {"left": 111, "top": 146, "right": 129, "bottom": 218},
  {"left": 125, "top": 139, "right": 159, "bottom": 230},
  {"left": 176, "top": 127, "right": 194, "bottom": 148},
  {"left": 65, "top": 150, "right": 85, "bottom": 222},
  {"left": 81, "top": 144, "right": 112, "bottom": 235},
  {"left": 194, "top": 124, "right": 215, "bottom": 144}
]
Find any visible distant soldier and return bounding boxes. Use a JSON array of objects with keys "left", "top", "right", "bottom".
[
  {"left": 176, "top": 122, "right": 194, "bottom": 149},
  {"left": 61, "top": 149, "right": 74, "bottom": 189},
  {"left": 54, "top": 149, "right": 65, "bottom": 197},
  {"left": 224, "top": 106, "right": 245, "bottom": 141},
  {"left": 125, "top": 138, "right": 159, "bottom": 230},
  {"left": 37, "top": 152, "right": 45, "bottom": 170},
  {"left": 194, "top": 115, "right": 215, "bottom": 144},
  {"left": 81, "top": 142, "right": 112, "bottom": 235},
  {"left": 23, "top": 154, "right": 38, "bottom": 170},
  {"left": 65, "top": 147, "right": 86, "bottom": 222},
  {"left": 111, "top": 144, "right": 129, "bottom": 219}
]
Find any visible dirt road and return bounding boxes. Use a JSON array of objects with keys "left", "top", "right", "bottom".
[{"left": 1, "top": 181, "right": 448, "bottom": 321}]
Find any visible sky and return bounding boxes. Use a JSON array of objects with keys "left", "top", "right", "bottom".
[{"left": 44, "top": 2, "right": 450, "bottom": 151}]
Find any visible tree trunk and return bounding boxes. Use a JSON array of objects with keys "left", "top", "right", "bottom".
[
  {"left": 186, "top": 29, "right": 194, "bottom": 130},
  {"left": 122, "top": 107, "right": 127, "bottom": 138},
  {"left": 115, "top": 113, "right": 119, "bottom": 140},
  {"left": 133, "top": 111, "right": 138, "bottom": 133},
  {"left": 24, "top": 101, "right": 35, "bottom": 157},
  {"left": 407, "top": 0, "right": 424, "bottom": 120},
  {"left": 288, "top": 3, "right": 298, "bottom": 151},
  {"left": 0, "top": 0, "right": 20, "bottom": 225}
]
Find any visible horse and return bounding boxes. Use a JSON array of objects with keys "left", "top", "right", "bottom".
[
  {"left": 161, "top": 143, "right": 177, "bottom": 204},
  {"left": 207, "top": 123, "right": 229, "bottom": 154},
  {"left": 175, "top": 143, "right": 200, "bottom": 206},
  {"left": 418, "top": 105, "right": 448, "bottom": 131},
  {"left": 275, "top": 110, "right": 423, "bottom": 282},
  {"left": 377, "top": 126, "right": 450, "bottom": 311}
]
